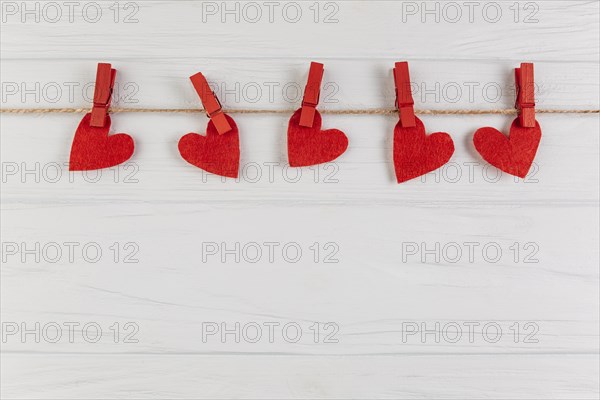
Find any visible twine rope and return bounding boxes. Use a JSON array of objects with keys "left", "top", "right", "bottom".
[{"left": 1, "top": 107, "right": 598, "bottom": 115}]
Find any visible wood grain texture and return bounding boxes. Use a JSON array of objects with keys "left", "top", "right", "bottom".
[
  {"left": 1, "top": 1, "right": 599, "bottom": 399},
  {"left": 1, "top": 1, "right": 598, "bottom": 61}
]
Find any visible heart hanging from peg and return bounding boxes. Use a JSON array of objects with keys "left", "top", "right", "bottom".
[
  {"left": 473, "top": 63, "right": 542, "bottom": 178},
  {"left": 178, "top": 72, "right": 240, "bottom": 178},
  {"left": 392, "top": 62, "right": 454, "bottom": 183},
  {"left": 287, "top": 62, "right": 348, "bottom": 167},
  {"left": 288, "top": 109, "right": 348, "bottom": 167},
  {"left": 69, "top": 63, "right": 135, "bottom": 171}
]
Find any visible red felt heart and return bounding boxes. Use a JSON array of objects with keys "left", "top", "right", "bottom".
[
  {"left": 287, "top": 109, "right": 348, "bottom": 167},
  {"left": 393, "top": 117, "right": 454, "bottom": 183},
  {"left": 178, "top": 114, "right": 240, "bottom": 178},
  {"left": 473, "top": 118, "right": 542, "bottom": 178},
  {"left": 69, "top": 113, "right": 134, "bottom": 171}
]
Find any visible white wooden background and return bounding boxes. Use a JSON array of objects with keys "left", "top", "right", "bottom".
[{"left": 1, "top": 1, "right": 599, "bottom": 398}]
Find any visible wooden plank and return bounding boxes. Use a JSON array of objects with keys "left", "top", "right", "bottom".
[
  {"left": 1, "top": 1, "right": 598, "bottom": 62},
  {"left": 1, "top": 59, "right": 599, "bottom": 110},
  {"left": 2, "top": 355, "right": 599, "bottom": 399}
]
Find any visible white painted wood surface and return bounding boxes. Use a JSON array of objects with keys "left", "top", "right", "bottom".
[{"left": 1, "top": 1, "right": 599, "bottom": 398}]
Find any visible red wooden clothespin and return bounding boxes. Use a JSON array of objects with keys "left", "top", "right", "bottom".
[
  {"left": 515, "top": 62, "right": 536, "bottom": 128},
  {"left": 90, "top": 63, "right": 116, "bottom": 127},
  {"left": 299, "top": 62, "right": 324, "bottom": 128},
  {"left": 393, "top": 62, "right": 416, "bottom": 128},
  {"left": 190, "top": 72, "right": 231, "bottom": 135}
]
